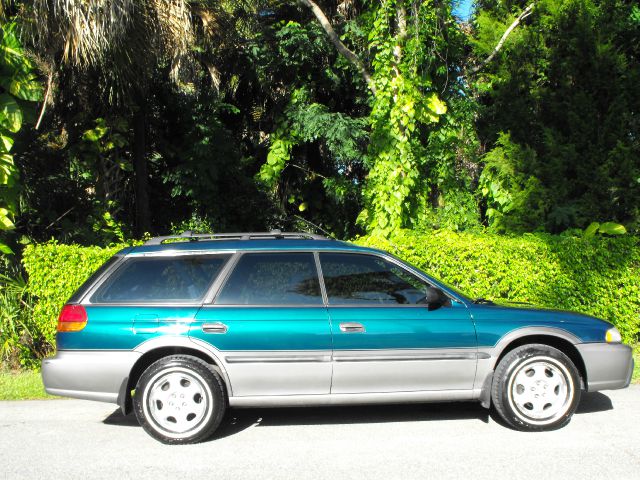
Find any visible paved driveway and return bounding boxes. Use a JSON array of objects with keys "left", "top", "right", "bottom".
[{"left": 1, "top": 386, "right": 639, "bottom": 480}]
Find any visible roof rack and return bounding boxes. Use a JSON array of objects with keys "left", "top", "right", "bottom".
[{"left": 144, "top": 230, "right": 329, "bottom": 246}]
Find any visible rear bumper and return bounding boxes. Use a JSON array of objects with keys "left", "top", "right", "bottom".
[
  {"left": 42, "top": 350, "right": 141, "bottom": 404},
  {"left": 576, "top": 343, "right": 633, "bottom": 392}
]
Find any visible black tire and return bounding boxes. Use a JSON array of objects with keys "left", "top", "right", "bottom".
[
  {"left": 491, "top": 344, "right": 581, "bottom": 431},
  {"left": 133, "top": 355, "right": 227, "bottom": 444}
]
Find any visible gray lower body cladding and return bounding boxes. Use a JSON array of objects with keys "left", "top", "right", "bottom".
[
  {"left": 42, "top": 350, "right": 141, "bottom": 403},
  {"left": 575, "top": 342, "right": 634, "bottom": 391},
  {"left": 41, "top": 342, "right": 633, "bottom": 408}
]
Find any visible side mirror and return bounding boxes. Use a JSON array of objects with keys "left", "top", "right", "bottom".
[{"left": 425, "top": 287, "right": 450, "bottom": 311}]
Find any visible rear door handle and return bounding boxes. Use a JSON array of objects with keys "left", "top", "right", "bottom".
[
  {"left": 202, "top": 322, "right": 228, "bottom": 334},
  {"left": 339, "top": 322, "right": 365, "bottom": 333}
]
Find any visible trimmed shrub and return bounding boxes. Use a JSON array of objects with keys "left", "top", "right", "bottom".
[
  {"left": 22, "top": 242, "right": 124, "bottom": 347},
  {"left": 357, "top": 230, "right": 640, "bottom": 342}
]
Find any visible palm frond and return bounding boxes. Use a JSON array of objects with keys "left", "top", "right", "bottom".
[{"left": 32, "top": 0, "right": 137, "bottom": 67}]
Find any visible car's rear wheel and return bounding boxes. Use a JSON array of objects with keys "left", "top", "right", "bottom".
[
  {"left": 133, "top": 355, "right": 226, "bottom": 444},
  {"left": 491, "top": 344, "right": 581, "bottom": 431}
]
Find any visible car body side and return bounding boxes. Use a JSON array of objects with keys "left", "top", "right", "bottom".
[{"left": 41, "top": 239, "right": 634, "bottom": 414}]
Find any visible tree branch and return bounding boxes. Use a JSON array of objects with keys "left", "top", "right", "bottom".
[
  {"left": 298, "top": 0, "right": 376, "bottom": 94},
  {"left": 468, "top": 3, "right": 535, "bottom": 76},
  {"left": 35, "top": 69, "right": 54, "bottom": 130}
]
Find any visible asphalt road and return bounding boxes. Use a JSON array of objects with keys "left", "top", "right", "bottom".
[{"left": 1, "top": 386, "right": 639, "bottom": 480}]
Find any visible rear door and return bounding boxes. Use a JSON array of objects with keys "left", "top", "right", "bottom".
[
  {"left": 189, "top": 252, "right": 332, "bottom": 397},
  {"left": 319, "top": 252, "right": 477, "bottom": 394}
]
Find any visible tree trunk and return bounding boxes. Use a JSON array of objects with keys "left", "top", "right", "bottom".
[{"left": 133, "top": 102, "right": 151, "bottom": 237}]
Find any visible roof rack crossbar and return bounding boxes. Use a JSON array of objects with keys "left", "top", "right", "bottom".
[{"left": 144, "top": 230, "right": 328, "bottom": 245}]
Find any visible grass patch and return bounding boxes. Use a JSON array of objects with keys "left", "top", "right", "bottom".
[{"left": 0, "top": 369, "right": 57, "bottom": 400}]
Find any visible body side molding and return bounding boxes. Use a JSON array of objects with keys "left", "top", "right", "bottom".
[{"left": 229, "top": 389, "right": 481, "bottom": 407}]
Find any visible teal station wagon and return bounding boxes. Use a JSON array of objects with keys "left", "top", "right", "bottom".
[{"left": 42, "top": 231, "right": 634, "bottom": 443}]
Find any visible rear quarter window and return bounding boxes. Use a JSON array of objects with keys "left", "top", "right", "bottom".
[
  {"left": 69, "top": 255, "right": 122, "bottom": 303},
  {"left": 90, "top": 254, "right": 230, "bottom": 303}
]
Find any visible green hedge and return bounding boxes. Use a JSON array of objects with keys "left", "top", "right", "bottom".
[
  {"left": 21, "top": 231, "right": 640, "bottom": 351},
  {"left": 22, "top": 243, "right": 124, "bottom": 346},
  {"left": 356, "top": 230, "right": 640, "bottom": 342}
]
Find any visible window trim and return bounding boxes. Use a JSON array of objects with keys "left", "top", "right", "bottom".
[
  {"left": 210, "top": 250, "right": 325, "bottom": 307},
  {"left": 79, "top": 248, "right": 466, "bottom": 308},
  {"left": 83, "top": 252, "right": 233, "bottom": 306}
]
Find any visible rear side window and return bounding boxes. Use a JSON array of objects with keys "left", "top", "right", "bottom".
[
  {"left": 319, "top": 253, "right": 428, "bottom": 305},
  {"left": 215, "top": 253, "right": 322, "bottom": 305},
  {"left": 69, "top": 255, "right": 122, "bottom": 303},
  {"left": 91, "top": 255, "right": 230, "bottom": 303}
]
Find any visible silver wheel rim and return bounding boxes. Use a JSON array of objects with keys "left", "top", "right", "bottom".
[
  {"left": 142, "top": 366, "right": 214, "bottom": 438},
  {"left": 507, "top": 356, "right": 574, "bottom": 425}
]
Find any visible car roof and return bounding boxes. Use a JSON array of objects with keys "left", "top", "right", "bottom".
[{"left": 124, "top": 238, "right": 381, "bottom": 256}]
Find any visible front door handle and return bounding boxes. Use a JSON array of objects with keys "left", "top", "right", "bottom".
[
  {"left": 339, "top": 322, "right": 365, "bottom": 333},
  {"left": 202, "top": 322, "right": 228, "bottom": 334}
]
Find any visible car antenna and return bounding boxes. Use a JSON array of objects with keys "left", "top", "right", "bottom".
[{"left": 293, "top": 215, "right": 337, "bottom": 240}]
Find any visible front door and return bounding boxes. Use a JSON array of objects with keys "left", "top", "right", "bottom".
[{"left": 318, "top": 252, "right": 477, "bottom": 394}]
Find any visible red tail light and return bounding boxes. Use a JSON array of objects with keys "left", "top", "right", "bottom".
[{"left": 57, "top": 305, "right": 88, "bottom": 332}]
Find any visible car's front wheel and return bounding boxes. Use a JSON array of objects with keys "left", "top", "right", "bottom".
[
  {"left": 133, "top": 355, "right": 226, "bottom": 444},
  {"left": 491, "top": 344, "right": 581, "bottom": 431}
]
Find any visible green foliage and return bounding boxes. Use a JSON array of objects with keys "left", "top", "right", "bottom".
[
  {"left": 170, "top": 214, "right": 214, "bottom": 235},
  {"left": 248, "top": 11, "right": 371, "bottom": 238},
  {"left": 21, "top": 242, "right": 123, "bottom": 351},
  {"left": 66, "top": 117, "right": 132, "bottom": 244},
  {"left": 258, "top": 88, "right": 368, "bottom": 190},
  {"left": 361, "top": 0, "right": 448, "bottom": 234},
  {"left": 0, "top": 0, "right": 637, "bottom": 265},
  {"left": 0, "top": 271, "right": 45, "bottom": 369},
  {"left": 0, "top": 22, "right": 42, "bottom": 254},
  {"left": 473, "top": 0, "right": 640, "bottom": 233},
  {"left": 358, "top": 0, "right": 480, "bottom": 235},
  {"left": 357, "top": 229, "right": 640, "bottom": 342},
  {"left": 584, "top": 222, "right": 627, "bottom": 238},
  {"left": 418, "top": 189, "right": 481, "bottom": 232},
  {"left": 478, "top": 132, "right": 547, "bottom": 232},
  {"left": 259, "top": 129, "right": 295, "bottom": 189},
  {"left": 158, "top": 92, "right": 275, "bottom": 233}
]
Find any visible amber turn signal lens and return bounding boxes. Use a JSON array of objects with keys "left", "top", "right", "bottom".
[
  {"left": 605, "top": 327, "right": 622, "bottom": 343},
  {"left": 57, "top": 304, "right": 88, "bottom": 332}
]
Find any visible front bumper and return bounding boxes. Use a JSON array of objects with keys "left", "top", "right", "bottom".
[
  {"left": 576, "top": 342, "right": 634, "bottom": 392},
  {"left": 42, "top": 350, "right": 141, "bottom": 404}
]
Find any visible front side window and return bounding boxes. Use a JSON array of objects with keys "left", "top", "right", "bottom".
[
  {"left": 215, "top": 253, "right": 322, "bottom": 305},
  {"left": 320, "top": 253, "right": 429, "bottom": 305},
  {"left": 91, "top": 255, "right": 230, "bottom": 303}
]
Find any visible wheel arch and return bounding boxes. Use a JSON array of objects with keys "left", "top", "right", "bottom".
[
  {"left": 478, "top": 327, "right": 588, "bottom": 409},
  {"left": 493, "top": 334, "right": 587, "bottom": 388},
  {"left": 119, "top": 338, "right": 231, "bottom": 415}
]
